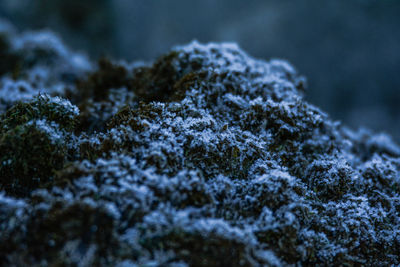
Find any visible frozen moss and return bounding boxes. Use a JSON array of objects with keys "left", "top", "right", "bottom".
[
  {"left": 0, "top": 120, "right": 68, "bottom": 196},
  {"left": 139, "top": 209, "right": 257, "bottom": 266},
  {"left": 0, "top": 94, "right": 79, "bottom": 132},
  {"left": 0, "top": 28, "right": 400, "bottom": 266},
  {"left": 0, "top": 94, "right": 78, "bottom": 197},
  {"left": 0, "top": 21, "right": 91, "bottom": 114}
]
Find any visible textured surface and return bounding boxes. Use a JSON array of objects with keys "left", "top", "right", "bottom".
[{"left": 0, "top": 24, "right": 400, "bottom": 266}]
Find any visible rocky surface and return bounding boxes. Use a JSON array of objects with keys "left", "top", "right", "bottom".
[{"left": 0, "top": 22, "right": 399, "bottom": 266}]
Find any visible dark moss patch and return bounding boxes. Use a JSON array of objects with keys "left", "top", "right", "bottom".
[
  {"left": 131, "top": 51, "right": 182, "bottom": 102},
  {"left": 140, "top": 221, "right": 254, "bottom": 267},
  {"left": 0, "top": 94, "right": 79, "bottom": 132},
  {"left": 76, "top": 58, "right": 131, "bottom": 102},
  {"left": 0, "top": 94, "right": 78, "bottom": 197},
  {"left": 0, "top": 122, "right": 68, "bottom": 197},
  {"left": 24, "top": 202, "right": 119, "bottom": 266}
]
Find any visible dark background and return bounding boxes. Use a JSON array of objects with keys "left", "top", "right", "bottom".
[{"left": 1, "top": 0, "right": 400, "bottom": 138}]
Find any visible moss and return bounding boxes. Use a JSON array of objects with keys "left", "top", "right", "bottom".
[
  {"left": 0, "top": 94, "right": 79, "bottom": 132},
  {"left": 131, "top": 51, "right": 182, "bottom": 102},
  {"left": 0, "top": 122, "right": 68, "bottom": 197},
  {"left": 106, "top": 105, "right": 134, "bottom": 130},
  {"left": 72, "top": 59, "right": 138, "bottom": 133},
  {"left": 24, "top": 201, "right": 118, "bottom": 266},
  {"left": 2, "top": 37, "right": 400, "bottom": 266},
  {"left": 255, "top": 223, "right": 301, "bottom": 264},
  {"left": 0, "top": 94, "right": 78, "bottom": 197},
  {"left": 76, "top": 58, "right": 131, "bottom": 102},
  {"left": 305, "top": 159, "right": 353, "bottom": 201},
  {"left": 141, "top": 227, "right": 253, "bottom": 267},
  {"left": 170, "top": 71, "right": 209, "bottom": 101}
]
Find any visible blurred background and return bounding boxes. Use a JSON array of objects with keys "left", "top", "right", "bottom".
[{"left": 1, "top": 0, "right": 400, "bottom": 138}]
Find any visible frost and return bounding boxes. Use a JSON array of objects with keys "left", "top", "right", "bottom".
[
  {"left": 0, "top": 24, "right": 399, "bottom": 266},
  {"left": 0, "top": 78, "right": 37, "bottom": 105}
]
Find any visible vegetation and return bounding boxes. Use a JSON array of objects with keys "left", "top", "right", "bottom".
[{"left": 0, "top": 23, "right": 399, "bottom": 266}]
